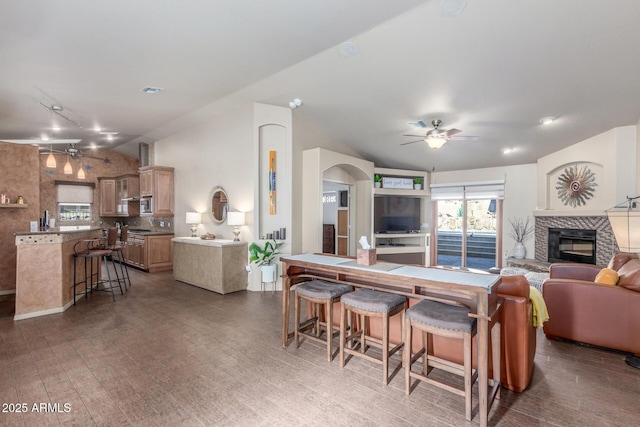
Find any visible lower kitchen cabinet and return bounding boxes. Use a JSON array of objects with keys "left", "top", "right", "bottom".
[{"left": 124, "top": 233, "right": 173, "bottom": 272}]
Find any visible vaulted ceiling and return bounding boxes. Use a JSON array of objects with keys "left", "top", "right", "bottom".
[{"left": 1, "top": 0, "right": 639, "bottom": 171}]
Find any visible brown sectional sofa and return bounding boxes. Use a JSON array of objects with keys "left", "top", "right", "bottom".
[
  {"left": 365, "top": 274, "right": 537, "bottom": 393},
  {"left": 543, "top": 253, "right": 640, "bottom": 357}
]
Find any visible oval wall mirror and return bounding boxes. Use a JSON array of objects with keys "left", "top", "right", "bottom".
[{"left": 209, "top": 186, "right": 228, "bottom": 223}]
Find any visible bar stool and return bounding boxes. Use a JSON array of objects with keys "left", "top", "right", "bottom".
[
  {"left": 73, "top": 239, "right": 123, "bottom": 303},
  {"left": 339, "top": 288, "right": 407, "bottom": 384},
  {"left": 403, "top": 299, "right": 501, "bottom": 422},
  {"left": 106, "top": 226, "right": 131, "bottom": 291},
  {"left": 294, "top": 279, "right": 354, "bottom": 361}
]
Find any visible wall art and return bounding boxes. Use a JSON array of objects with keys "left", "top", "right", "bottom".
[{"left": 555, "top": 164, "right": 597, "bottom": 207}]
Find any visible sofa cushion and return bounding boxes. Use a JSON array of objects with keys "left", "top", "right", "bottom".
[
  {"left": 608, "top": 252, "right": 639, "bottom": 271},
  {"left": 616, "top": 258, "right": 640, "bottom": 291},
  {"left": 594, "top": 268, "right": 618, "bottom": 286}
]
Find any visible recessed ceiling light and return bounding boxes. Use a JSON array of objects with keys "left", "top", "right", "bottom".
[
  {"left": 94, "top": 126, "right": 102, "bottom": 132},
  {"left": 440, "top": 0, "right": 467, "bottom": 17},
  {"left": 338, "top": 41, "right": 359, "bottom": 58},
  {"left": 99, "top": 131, "right": 119, "bottom": 135},
  {"left": 141, "top": 86, "right": 163, "bottom": 94},
  {"left": 41, "top": 135, "right": 49, "bottom": 141},
  {"left": 539, "top": 116, "right": 556, "bottom": 125},
  {"left": 51, "top": 126, "right": 61, "bottom": 132},
  {"left": 502, "top": 147, "right": 515, "bottom": 155}
]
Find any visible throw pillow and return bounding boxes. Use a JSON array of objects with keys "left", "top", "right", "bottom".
[
  {"left": 594, "top": 268, "right": 619, "bottom": 286},
  {"left": 616, "top": 258, "right": 640, "bottom": 291},
  {"left": 607, "top": 252, "right": 639, "bottom": 271}
]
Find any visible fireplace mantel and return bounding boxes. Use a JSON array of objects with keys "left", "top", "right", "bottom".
[{"left": 534, "top": 210, "right": 606, "bottom": 217}]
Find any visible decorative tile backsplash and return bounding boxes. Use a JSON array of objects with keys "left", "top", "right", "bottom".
[{"left": 535, "top": 216, "right": 616, "bottom": 266}]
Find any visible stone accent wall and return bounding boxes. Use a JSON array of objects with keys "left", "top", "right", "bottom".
[{"left": 534, "top": 216, "right": 616, "bottom": 266}]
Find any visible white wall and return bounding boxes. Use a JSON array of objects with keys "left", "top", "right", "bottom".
[
  {"left": 431, "top": 163, "right": 538, "bottom": 263},
  {"left": 537, "top": 126, "right": 637, "bottom": 211},
  {"left": 155, "top": 104, "right": 254, "bottom": 240}
]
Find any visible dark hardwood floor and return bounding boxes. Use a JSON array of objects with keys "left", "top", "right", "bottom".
[{"left": 1, "top": 268, "right": 638, "bottom": 426}]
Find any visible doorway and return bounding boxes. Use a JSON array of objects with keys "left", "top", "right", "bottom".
[{"left": 323, "top": 182, "right": 351, "bottom": 256}]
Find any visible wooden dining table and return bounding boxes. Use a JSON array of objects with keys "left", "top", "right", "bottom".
[{"left": 280, "top": 253, "right": 502, "bottom": 427}]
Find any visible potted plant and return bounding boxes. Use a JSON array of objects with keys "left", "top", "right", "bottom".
[
  {"left": 374, "top": 174, "right": 382, "bottom": 188},
  {"left": 413, "top": 177, "right": 423, "bottom": 190},
  {"left": 249, "top": 239, "right": 283, "bottom": 283},
  {"left": 508, "top": 217, "right": 534, "bottom": 259}
]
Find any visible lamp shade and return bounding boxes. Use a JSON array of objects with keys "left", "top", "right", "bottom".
[
  {"left": 606, "top": 208, "right": 640, "bottom": 252},
  {"left": 427, "top": 137, "right": 446, "bottom": 149},
  {"left": 227, "top": 211, "right": 245, "bottom": 226},
  {"left": 185, "top": 211, "right": 201, "bottom": 225}
]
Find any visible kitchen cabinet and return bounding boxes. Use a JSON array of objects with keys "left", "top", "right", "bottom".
[
  {"left": 138, "top": 166, "right": 174, "bottom": 217},
  {"left": 98, "top": 178, "right": 117, "bottom": 216},
  {"left": 124, "top": 233, "right": 173, "bottom": 272},
  {"left": 116, "top": 174, "right": 139, "bottom": 216}
]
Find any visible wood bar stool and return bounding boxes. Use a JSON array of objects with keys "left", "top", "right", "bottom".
[
  {"left": 294, "top": 280, "right": 354, "bottom": 361},
  {"left": 339, "top": 288, "right": 407, "bottom": 384},
  {"left": 403, "top": 299, "right": 501, "bottom": 422}
]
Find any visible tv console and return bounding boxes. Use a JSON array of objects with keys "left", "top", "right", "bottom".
[
  {"left": 372, "top": 167, "right": 431, "bottom": 266},
  {"left": 372, "top": 232, "right": 430, "bottom": 266}
]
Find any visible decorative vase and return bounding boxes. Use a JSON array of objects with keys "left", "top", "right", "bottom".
[
  {"left": 374, "top": 182, "right": 381, "bottom": 189},
  {"left": 513, "top": 242, "right": 526, "bottom": 259},
  {"left": 414, "top": 184, "right": 422, "bottom": 190},
  {"left": 260, "top": 264, "right": 277, "bottom": 283}
]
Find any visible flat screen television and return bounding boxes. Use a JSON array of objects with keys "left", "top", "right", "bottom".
[{"left": 374, "top": 195, "right": 421, "bottom": 233}]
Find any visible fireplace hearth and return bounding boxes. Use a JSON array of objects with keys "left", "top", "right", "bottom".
[{"left": 548, "top": 228, "right": 596, "bottom": 264}]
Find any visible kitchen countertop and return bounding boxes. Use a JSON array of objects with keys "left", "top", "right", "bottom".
[
  {"left": 14, "top": 226, "right": 104, "bottom": 236},
  {"left": 127, "top": 230, "right": 174, "bottom": 236},
  {"left": 172, "top": 236, "right": 246, "bottom": 247}
]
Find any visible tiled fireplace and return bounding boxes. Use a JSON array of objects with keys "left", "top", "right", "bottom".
[{"left": 534, "top": 215, "right": 617, "bottom": 266}]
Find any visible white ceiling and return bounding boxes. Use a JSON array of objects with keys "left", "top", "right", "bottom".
[{"left": 1, "top": 0, "right": 640, "bottom": 172}]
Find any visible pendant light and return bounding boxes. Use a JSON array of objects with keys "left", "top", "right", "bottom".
[
  {"left": 63, "top": 155, "right": 73, "bottom": 175},
  {"left": 46, "top": 145, "right": 57, "bottom": 168},
  {"left": 77, "top": 162, "right": 85, "bottom": 179}
]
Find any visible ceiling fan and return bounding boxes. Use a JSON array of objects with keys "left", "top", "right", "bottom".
[
  {"left": 40, "top": 143, "right": 108, "bottom": 162},
  {"left": 402, "top": 119, "right": 478, "bottom": 149}
]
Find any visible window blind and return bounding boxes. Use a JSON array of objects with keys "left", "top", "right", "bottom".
[
  {"left": 430, "top": 180, "right": 504, "bottom": 201},
  {"left": 57, "top": 184, "right": 94, "bottom": 203}
]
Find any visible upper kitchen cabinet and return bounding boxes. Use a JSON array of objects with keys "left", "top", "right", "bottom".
[
  {"left": 99, "top": 174, "right": 140, "bottom": 217},
  {"left": 139, "top": 166, "right": 174, "bottom": 217},
  {"left": 116, "top": 174, "right": 140, "bottom": 216},
  {"left": 98, "top": 177, "right": 117, "bottom": 216}
]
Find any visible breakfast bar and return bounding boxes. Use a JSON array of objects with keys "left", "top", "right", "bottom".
[
  {"left": 14, "top": 227, "right": 104, "bottom": 320},
  {"left": 280, "top": 253, "right": 501, "bottom": 427}
]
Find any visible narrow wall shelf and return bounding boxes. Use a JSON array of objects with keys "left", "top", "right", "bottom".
[{"left": 0, "top": 204, "right": 28, "bottom": 208}]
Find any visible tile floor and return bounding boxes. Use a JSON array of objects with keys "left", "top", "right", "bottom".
[{"left": 1, "top": 268, "right": 639, "bottom": 426}]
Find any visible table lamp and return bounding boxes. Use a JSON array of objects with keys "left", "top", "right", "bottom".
[
  {"left": 606, "top": 196, "right": 640, "bottom": 369},
  {"left": 227, "top": 211, "right": 245, "bottom": 241},
  {"left": 186, "top": 211, "right": 201, "bottom": 237}
]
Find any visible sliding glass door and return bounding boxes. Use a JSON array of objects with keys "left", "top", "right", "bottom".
[{"left": 432, "top": 182, "right": 503, "bottom": 271}]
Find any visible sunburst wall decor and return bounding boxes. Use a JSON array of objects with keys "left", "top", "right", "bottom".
[{"left": 555, "top": 164, "right": 597, "bottom": 207}]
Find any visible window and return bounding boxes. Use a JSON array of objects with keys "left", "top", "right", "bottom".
[{"left": 56, "top": 181, "right": 94, "bottom": 222}]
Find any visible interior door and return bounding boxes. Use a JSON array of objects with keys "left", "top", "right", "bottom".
[{"left": 337, "top": 209, "right": 348, "bottom": 256}]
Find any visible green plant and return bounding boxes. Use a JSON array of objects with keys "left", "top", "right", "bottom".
[
  {"left": 413, "top": 177, "right": 422, "bottom": 185},
  {"left": 374, "top": 174, "right": 382, "bottom": 183},
  {"left": 249, "top": 239, "right": 283, "bottom": 266},
  {"left": 508, "top": 217, "right": 534, "bottom": 243}
]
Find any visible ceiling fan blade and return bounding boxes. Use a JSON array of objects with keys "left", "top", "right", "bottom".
[
  {"left": 400, "top": 139, "right": 423, "bottom": 146},
  {"left": 81, "top": 154, "right": 107, "bottom": 161},
  {"left": 402, "top": 133, "right": 427, "bottom": 138},
  {"left": 448, "top": 135, "right": 479, "bottom": 141},
  {"left": 444, "top": 128, "right": 462, "bottom": 137}
]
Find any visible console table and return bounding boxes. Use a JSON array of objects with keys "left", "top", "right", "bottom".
[
  {"left": 280, "top": 253, "right": 501, "bottom": 427},
  {"left": 172, "top": 237, "right": 247, "bottom": 294}
]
